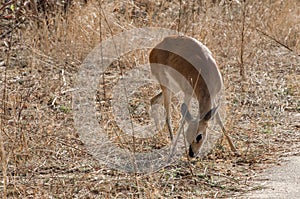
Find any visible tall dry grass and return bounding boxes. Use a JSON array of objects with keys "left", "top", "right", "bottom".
[{"left": 0, "top": 0, "right": 299, "bottom": 198}]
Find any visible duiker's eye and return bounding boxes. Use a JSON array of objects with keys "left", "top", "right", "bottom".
[{"left": 196, "top": 134, "right": 202, "bottom": 142}]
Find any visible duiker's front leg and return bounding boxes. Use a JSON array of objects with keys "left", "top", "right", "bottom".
[{"left": 215, "top": 111, "right": 239, "bottom": 155}]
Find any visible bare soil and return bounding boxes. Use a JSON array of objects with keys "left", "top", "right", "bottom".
[{"left": 243, "top": 154, "right": 300, "bottom": 199}]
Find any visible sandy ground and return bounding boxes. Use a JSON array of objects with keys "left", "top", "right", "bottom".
[{"left": 243, "top": 155, "right": 300, "bottom": 199}]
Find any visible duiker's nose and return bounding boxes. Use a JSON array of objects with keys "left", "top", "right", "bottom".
[{"left": 188, "top": 146, "right": 195, "bottom": 157}]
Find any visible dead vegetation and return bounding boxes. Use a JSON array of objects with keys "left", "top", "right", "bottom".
[{"left": 0, "top": 0, "right": 299, "bottom": 198}]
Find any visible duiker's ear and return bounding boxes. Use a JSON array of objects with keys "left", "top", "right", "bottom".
[
  {"left": 203, "top": 106, "right": 218, "bottom": 121},
  {"left": 181, "top": 103, "right": 193, "bottom": 122}
]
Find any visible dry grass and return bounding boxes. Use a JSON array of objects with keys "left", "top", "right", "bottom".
[{"left": 0, "top": 0, "right": 299, "bottom": 198}]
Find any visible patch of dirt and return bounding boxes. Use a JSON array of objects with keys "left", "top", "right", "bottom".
[{"left": 242, "top": 155, "right": 300, "bottom": 199}]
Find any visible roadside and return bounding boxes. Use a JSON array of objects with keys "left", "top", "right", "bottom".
[{"left": 243, "top": 154, "right": 300, "bottom": 199}]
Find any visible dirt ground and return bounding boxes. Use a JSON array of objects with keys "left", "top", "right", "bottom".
[
  {"left": 242, "top": 112, "right": 300, "bottom": 198},
  {"left": 1, "top": 0, "right": 299, "bottom": 198},
  {"left": 243, "top": 155, "right": 300, "bottom": 199}
]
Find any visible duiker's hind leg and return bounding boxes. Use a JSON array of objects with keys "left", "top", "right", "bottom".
[
  {"left": 215, "top": 112, "right": 239, "bottom": 155},
  {"left": 161, "top": 86, "right": 173, "bottom": 140},
  {"left": 150, "top": 86, "right": 173, "bottom": 140},
  {"left": 150, "top": 92, "right": 163, "bottom": 131},
  {"left": 150, "top": 92, "right": 163, "bottom": 105}
]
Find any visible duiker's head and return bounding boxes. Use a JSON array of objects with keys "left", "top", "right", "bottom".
[{"left": 181, "top": 103, "right": 218, "bottom": 157}]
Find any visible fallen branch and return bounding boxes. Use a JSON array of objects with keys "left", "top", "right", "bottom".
[{"left": 256, "top": 28, "right": 299, "bottom": 57}]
